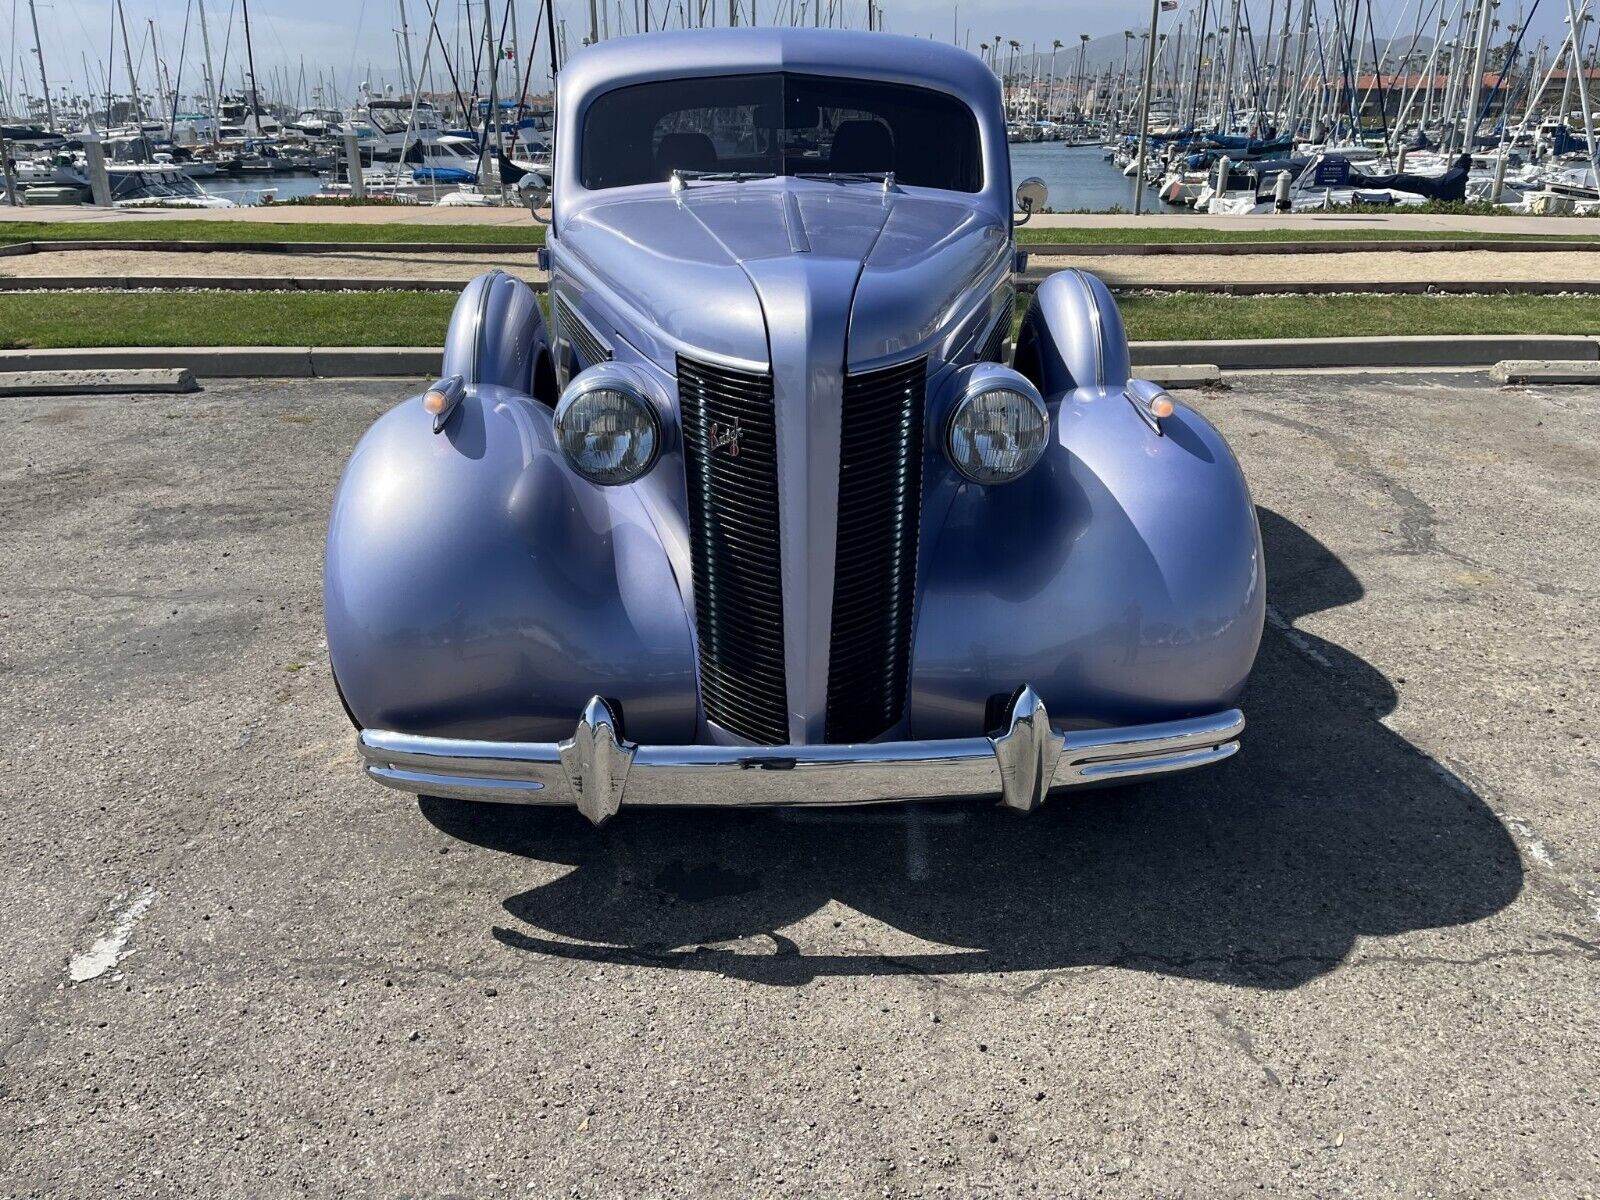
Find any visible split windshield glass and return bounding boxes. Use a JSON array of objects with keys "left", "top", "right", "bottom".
[{"left": 580, "top": 72, "right": 983, "bottom": 193}]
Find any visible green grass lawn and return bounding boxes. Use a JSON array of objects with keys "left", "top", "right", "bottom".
[
  {"left": 1, "top": 290, "right": 1594, "bottom": 352},
  {"left": 1, "top": 218, "right": 1580, "bottom": 252},
  {"left": 1116, "top": 293, "right": 1600, "bottom": 341},
  {"left": 0, "top": 292, "right": 459, "bottom": 349}
]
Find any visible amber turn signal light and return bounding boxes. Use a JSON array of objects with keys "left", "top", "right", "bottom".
[
  {"left": 1124, "top": 380, "right": 1176, "bottom": 435},
  {"left": 421, "top": 375, "right": 466, "bottom": 432}
]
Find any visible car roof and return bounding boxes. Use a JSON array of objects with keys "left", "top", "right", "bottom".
[{"left": 558, "top": 28, "right": 999, "bottom": 116}]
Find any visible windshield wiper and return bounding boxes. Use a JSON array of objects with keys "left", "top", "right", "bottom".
[
  {"left": 794, "top": 171, "right": 897, "bottom": 191},
  {"left": 669, "top": 169, "right": 777, "bottom": 191}
]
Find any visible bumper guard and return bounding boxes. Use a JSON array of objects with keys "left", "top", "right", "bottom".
[{"left": 357, "top": 687, "right": 1244, "bottom": 826}]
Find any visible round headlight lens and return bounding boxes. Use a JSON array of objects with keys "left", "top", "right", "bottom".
[
  {"left": 554, "top": 368, "right": 660, "bottom": 486},
  {"left": 946, "top": 374, "right": 1050, "bottom": 485}
]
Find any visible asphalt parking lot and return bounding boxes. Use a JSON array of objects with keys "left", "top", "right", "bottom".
[{"left": 2, "top": 370, "right": 1597, "bottom": 1197}]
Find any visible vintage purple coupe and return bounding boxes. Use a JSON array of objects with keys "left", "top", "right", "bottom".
[{"left": 325, "top": 29, "right": 1265, "bottom": 825}]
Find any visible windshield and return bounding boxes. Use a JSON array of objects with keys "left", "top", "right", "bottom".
[
  {"left": 580, "top": 72, "right": 982, "bottom": 193},
  {"left": 368, "top": 103, "right": 440, "bottom": 134}
]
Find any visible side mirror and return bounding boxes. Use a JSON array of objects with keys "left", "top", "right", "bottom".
[
  {"left": 517, "top": 173, "right": 551, "bottom": 225},
  {"left": 1014, "top": 176, "right": 1048, "bottom": 225}
]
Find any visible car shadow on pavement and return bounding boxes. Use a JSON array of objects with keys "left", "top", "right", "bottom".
[{"left": 422, "top": 508, "right": 1523, "bottom": 990}]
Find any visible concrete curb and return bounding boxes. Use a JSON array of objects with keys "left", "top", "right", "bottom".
[
  {"left": 0, "top": 239, "right": 537, "bottom": 257},
  {"left": 0, "top": 276, "right": 470, "bottom": 293},
  {"left": 1024, "top": 238, "right": 1600, "bottom": 258},
  {"left": 1020, "top": 276, "right": 1600, "bottom": 297},
  {"left": 1143, "top": 364, "right": 1223, "bottom": 389},
  {"left": 310, "top": 348, "right": 441, "bottom": 376},
  {"left": 8, "top": 237, "right": 1593, "bottom": 259},
  {"left": 10, "top": 274, "right": 1600, "bottom": 299},
  {"left": 1490, "top": 359, "right": 1600, "bottom": 384},
  {"left": 0, "top": 347, "right": 440, "bottom": 378},
  {"left": 0, "top": 367, "right": 198, "bottom": 395},
  {"left": 1131, "top": 335, "right": 1600, "bottom": 370},
  {"left": 10, "top": 338, "right": 1592, "bottom": 378}
]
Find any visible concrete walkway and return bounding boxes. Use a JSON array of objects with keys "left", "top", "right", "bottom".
[
  {"left": 6, "top": 244, "right": 1599, "bottom": 291},
  {"left": 1048, "top": 248, "right": 1600, "bottom": 287},
  {"left": 0, "top": 203, "right": 538, "bottom": 227},
  {"left": 1035, "top": 211, "right": 1600, "bottom": 236},
  {"left": 0, "top": 247, "right": 533, "bottom": 281}
]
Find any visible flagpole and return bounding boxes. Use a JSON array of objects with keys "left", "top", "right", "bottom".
[{"left": 1132, "top": 0, "right": 1166, "bottom": 215}]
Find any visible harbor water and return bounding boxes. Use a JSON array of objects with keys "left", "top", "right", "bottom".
[
  {"left": 199, "top": 142, "right": 1183, "bottom": 212},
  {"left": 1009, "top": 143, "right": 1186, "bottom": 213}
]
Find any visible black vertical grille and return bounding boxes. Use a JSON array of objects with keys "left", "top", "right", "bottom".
[
  {"left": 677, "top": 355, "right": 790, "bottom": 746},
  {"left": 825, "top": 357, "right": 926, "bottom": 743},
  {"left": 977, "top": 312, "right": 1009, "bottom": 364}
]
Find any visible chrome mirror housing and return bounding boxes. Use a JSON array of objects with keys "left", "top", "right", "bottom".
[
  {"left": 1014, "top": 176, "right": 1048, "bottom": 225},
  {"left": 516, "top": 173, "right": 552, "bottom": 224}
]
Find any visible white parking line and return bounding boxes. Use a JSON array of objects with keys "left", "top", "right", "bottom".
[
  {"left": 68, "top": 886, "right": 156, "bottom": 984},
  {"left": 1265, "top": 605, "right": 1333, "bottom": 668}
]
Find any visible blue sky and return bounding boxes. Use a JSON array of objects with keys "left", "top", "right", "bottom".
[{"left": 4, "top": 0, "right": 1580, "bottom": 110}]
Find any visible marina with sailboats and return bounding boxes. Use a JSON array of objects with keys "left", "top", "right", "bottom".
[{"left": 1, "top": 0, "right": 1595, "bottom": 216}]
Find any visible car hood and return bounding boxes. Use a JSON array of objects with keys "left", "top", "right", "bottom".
[{"left": 557, "top": 183, "right": 1008, "bottom": 367}]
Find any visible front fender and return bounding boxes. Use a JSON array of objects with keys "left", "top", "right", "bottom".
[
  {"left": 324, "top": 384, "right": 698, "bottom": 743},
  {"left": 1013, "top": 268, "right": 1131, "bottom": 394},
  {"left": 441, "top": 269, "right": 551, "bottom": 395},
  {"left": 909, "top": 269, "right": 1264, "bottom": 740}
]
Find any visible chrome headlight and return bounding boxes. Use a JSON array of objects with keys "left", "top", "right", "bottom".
[
  {"left": 554, "top": 364, "right": 661, "bottom": 486},
  {"left": 944, "top": 364, "right": 1050, "bottom": 485}
]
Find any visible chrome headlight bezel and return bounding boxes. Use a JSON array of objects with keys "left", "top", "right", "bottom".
[
  {"left": 553, "top": 363, "right": 663, "bottom": 486},
  {"left": 943, "top": 363, "right": 1051, "bottom": 486}
]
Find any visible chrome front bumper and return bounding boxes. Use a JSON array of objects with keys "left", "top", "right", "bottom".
[{"left": 357, "top": 687, "right": 1244, "bottom": 826}]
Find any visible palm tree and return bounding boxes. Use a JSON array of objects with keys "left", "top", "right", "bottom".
[
  {"left": 1116, "top": 30, "right": 1136, "bottom": 130},
  {"left": 1047, "top": 38, "right": 1063, "bottom": 121},
  {"left": 1008, "top": 39, "right": 1022, "bottom": 117},
  {"left": 1077, "top": 32, "right": 1092, "bottom": 117}
]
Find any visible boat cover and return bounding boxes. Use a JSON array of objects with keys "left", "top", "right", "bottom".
[{"left": 1356, "top": 154, "right": 1471, "bottom": 202}]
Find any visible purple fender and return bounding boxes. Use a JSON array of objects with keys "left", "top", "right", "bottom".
[
  {"left": 440, "top": 269, "right": 555, "bottom": 397},
  {"left": 907, "top": 270, "right": 1265, "bottom": 738},
  {"left": 324, "top": 273, "right": 697, "bottom": 742}
]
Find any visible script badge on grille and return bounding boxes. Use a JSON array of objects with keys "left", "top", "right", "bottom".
[{"left": 709, "top": 418, "right": 742, "bottom": 457}]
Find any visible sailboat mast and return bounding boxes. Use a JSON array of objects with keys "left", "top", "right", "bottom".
[
  {"left": 1287, "top": 0, "right": 1312, "bottom": 141},
  {"left": 399, "top": 1, "right": 419, "bottom": 94},
  {"left": 546, "top": 0, "right": 561, "bottom": 80},
  {"left": 27, "top": 0, "right": 56, "bottom": 129},
  {"left": 240, "top": 0, "right": 263, "bottom": 133},
  {"left": 1132, "top": 0, "right": 1165, "bottom": 214},
  {"left": 1565, "top": 0, "right": 1598, "bottom": 166},
  {"left": 476, "top": 0, "right": 494, "bottom": 183},
  {"left": 1183, "top": 2, "right": 1209, "bottom": 130},
  {"left": 1461, "top": 0, "right": 1495, "bottom": 151},
  {"left": 1268, "top": 0, "right": 1292, "bottom": 128},
  {"left": 117, "top": 0, "right": 143, "bottom": 124},
  {"left": 149, "top": 19, "right": 172, "bottom": 127},
  {"left": 196, "top": 0, "right": 220, "bottom": 141}
]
